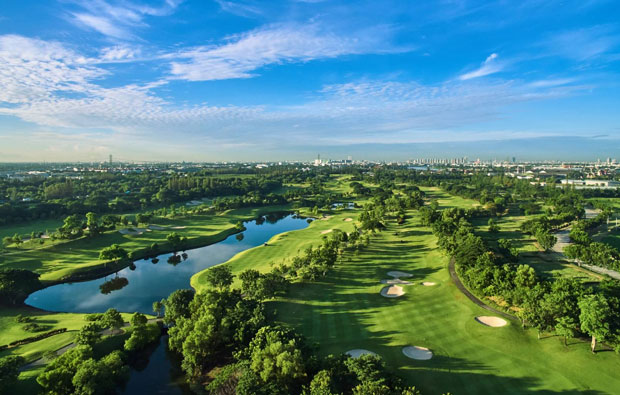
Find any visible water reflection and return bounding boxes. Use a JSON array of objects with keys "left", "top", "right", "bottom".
[
  {"left": 99, "top": 276, "right": 129, "bottom": 295},
  {"left": 26, "top": 213, "right": 308, "bottom": 314}
]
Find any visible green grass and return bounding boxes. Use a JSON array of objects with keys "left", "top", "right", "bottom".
[
  {"left": 0, "top": 218, "right": 64, "bottom": 240},
  {"left": 191, "top": 209, "right": 359, "bottom": 289},
  {"left": 0, "top": 331, "right": 76, "bottom": 363},
  {"left": 0, "top": 205, "right": 293, "bottom": 282},
  {"left": 520, "top": 252, "right": 603, "bottom": 283},
  {"left": 265, "top": 210, "right": 620, "bottom": 394},
  {"left": 419, "top": 186, "right": 480, "bottom": 209}
]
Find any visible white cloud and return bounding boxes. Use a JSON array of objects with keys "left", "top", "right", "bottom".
[
  {"left": 0, "top": 35, "right": 104, "bottom": 104},
  {"left": 98, "top": 45, "right": 141, "bottom": 62},
  {"left": 543, "top": 26, "right": 619, "bottom": 61},
  {"left": 459, "top": 53, "right": 503, "bottom": 80},
  {"left": 72, "top": 13, "right": 134, "bottom": 40},
  {"left": 0, "top": 35, "right": 590, "bottom": 155},
  {"left": 169, "top": 24, "right": 407, "bottom": 81},
  {"left": 68, "top": 0, "right": 182, "bottom": 40}
]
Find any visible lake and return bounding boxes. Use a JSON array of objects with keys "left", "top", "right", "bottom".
[{"left": 26, "top": 213, "right": 310, "bottom": 314}]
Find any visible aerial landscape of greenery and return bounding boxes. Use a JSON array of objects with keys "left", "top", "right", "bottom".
[
  {"left": 1, "top": 162, "right": 620, "bottom": 394},
  {"left": 1, "top": 1, "right": 620, "bottom": 393}
]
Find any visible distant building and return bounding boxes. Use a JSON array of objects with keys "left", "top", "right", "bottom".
[{"left": 561, "top": 179, "right": 620, "bottom": 188}]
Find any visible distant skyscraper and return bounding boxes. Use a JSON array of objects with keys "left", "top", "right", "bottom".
[{"left": 109, "top": 154, "right": 112, "bottom": 165}]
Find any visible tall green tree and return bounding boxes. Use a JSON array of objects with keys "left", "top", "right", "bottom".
[{"left": 579, "top": 294, "right": 611, "bottom": 353}]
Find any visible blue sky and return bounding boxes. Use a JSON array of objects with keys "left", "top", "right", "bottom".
[{"left": 0, "top": 0, "right": 619, "bottom": 162}]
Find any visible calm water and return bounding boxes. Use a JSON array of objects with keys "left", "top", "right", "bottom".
[
  {"left": 26, "top": 213, "right": 309, "bottom": 314},
  {"left": 122, "top": 335, "right": 191, "bottom": 395}
]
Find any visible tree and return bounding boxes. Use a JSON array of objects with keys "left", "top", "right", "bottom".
[
  {"left": 86, "top": 212, "right": 100, "bottom": 237},
  {"left": 101, "top": 308, "right": 124, "bottom": 334},
  {"left": 76, "top": 322, "right": 102, "bottom": 346},
  {"left": 72, "top": 351, "right": 129, "bottom": 395},
  {"left": 555, "top": 316, "right": 576, "bottom": 346},
  {"left": 37, "top": 345, "right": 93, "bottom": 395},
  {"left": 0, "top": 355, "right": 24, "bottom": 392},
  {"left": 306, "top": 370, "right": 336, "bottom": 395},
  {"left": 163, "top": 289, "right": 195, "bottom": 325},
  {"left": 153, "top": 299, "right": 164, "bottom": 318},
  {"left": 488, "top": 218, "right": 500, "bottom": 233},
  {"left": 166, "top": 232, "right": 183, "bottom": 250},
  {"left": 248, "top": 326, "right": 307, "bottom": 389},
  {"left": 579, "top": 294, "right": 611, "bottom": 353},
  {"left": 536, "top": 230, "right": 557, "bottom": 251},
  {"left": 99, "top": 244, "right": 128, "bottom": 263},
  {"left": 124, "top": 314, "right": 158, "bottom": 352},
  {"left": 130, "top": 312, "right": 148, "bottom": 327},
  {"left": 204, "top": 265, "right": 234, "bottom": 290},
  {"left": 0, "top": 269, "right": 42, "bottom": 305}
]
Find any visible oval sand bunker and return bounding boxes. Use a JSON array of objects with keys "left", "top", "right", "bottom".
[
  {"left": 380, "top": 285, "right": 404, "bottom": 298},
  {"left": 402, "top": 346, "right": 433, "bottom": 360},
  {"left": 422, "top": 282, "right": 436, "bottom": 286},
  {"left": 320, "top": 229, "right": 333, "bottom": 235},
  {"left": 346, "top": 349, "right": 377, "bottom": 358},
  {"left": 475, "top": 316, "right": 507, "bottom": 327},
  {"left": 387, "top": 271, "right": 413, "bottom": 278}
]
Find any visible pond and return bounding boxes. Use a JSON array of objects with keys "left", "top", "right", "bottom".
[
  {"left": 121, "top": 335, "right": 191, "bottom": 395},
  {"left": 26, "top": 213, "right": 309, "bottom": 314}
]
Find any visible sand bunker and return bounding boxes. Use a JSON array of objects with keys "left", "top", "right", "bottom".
[
  {"left": 171, "top": 226, "right": 187, "bottom": 229},
  {"left": 344, "top": 218, "right": 353, "bottom": 222},
  {"left": 422, "top": 282, "right": 436, "bottom": 286},
  {"left": 380, "top": 285, "right": 404, "bottom": 298},
  {"left": 320, "top": 216, "right": 334, "bottom": 221},
  {"left": 475, "top": 316, "right": 507, "bottom": 327},
  {"left": 381, "top": 279, "right": 411, "bottom": 285},
  {"left": 346, "top": 349, "right": 377, "bottom": 358},
  {"left": 387, "top": 271, "right": 413, "bottom": 278},
  {"left": 402, "top": 346, "right": 433, "bottom": 360},
  {"left": 119, "top": 228, "right": 146, "bottom": 235},
  {"left": 148, "top": 225, "right": 167, "bottom": 230},
  {"left": 321, "top": 229, "right": 333, "bottom": 235}
]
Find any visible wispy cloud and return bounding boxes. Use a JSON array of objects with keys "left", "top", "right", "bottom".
[
  {"left": 168, "top": 23, "right": 409, "bottom": 81},
  {"left": 459, "top": 53, "right": 503, "bottom": 80},
  {"left": 68, "top": 0, "right": 182, "bottom": 40},
  {"left": 543, "top": 25, "right": 619, "bottom": 61}
]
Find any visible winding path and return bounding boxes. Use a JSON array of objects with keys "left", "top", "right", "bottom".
[
  {"left": 448, "top": 258, "right": 518, "bottom": 322},
  {"left": 20, "top": 318, "right": 163, "bottom": 372}
]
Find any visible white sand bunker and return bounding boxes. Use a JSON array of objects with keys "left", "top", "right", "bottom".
[
  {"left": 148, "top": 225, "right": 167, "bottom": 230},
  {"left": 381, "top": 279, "right": 411, "bottom": 285},
  {"left": 422, "top": 282, "right": 436, "bottom": 286},
  {"left": 387, "top": 271, "right": 413, "bottom": 278},
  {"left": 475, "top": 316, "right": 507, "bottom": 327},
  {"left": 321, "top": 229, "right": 333, "bottom": 234},
  {"left": 320, "top": 216, "right": 333, "bottom": 221},
  {"left": 402, "top": 346, "right": 433, "bottom": 360},
  {"left": 344, "top": 218, "right": 353, "bottom": 222},
  {"left": 346, "top": 349, "right": 377, "bottom": 358},
  {"left": 380, "top": 285, "right": 404, "bottom": 298},
  {"left": 171, "top": 226, "right": 186, "bottom": 229},
  {"left": 119, "top": 228, "right": 146, "bottom": 235}
]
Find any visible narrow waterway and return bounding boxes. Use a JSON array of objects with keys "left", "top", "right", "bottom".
[{"left": 26, "top": 213, "right": 309, "bottom": 314}]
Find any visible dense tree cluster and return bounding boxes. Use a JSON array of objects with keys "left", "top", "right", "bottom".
[{"left": 426, "top": 203, "right": 620, "bottom": 352}]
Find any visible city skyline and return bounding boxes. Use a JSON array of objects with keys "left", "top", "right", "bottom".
[{"left": 1, "top": 0, "right": 619, "bottom": 161}]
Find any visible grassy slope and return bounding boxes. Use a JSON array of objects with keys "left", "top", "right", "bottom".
[
  {"left": 0, "top": 205, "right": 291, "bottom": 282},
  {"left": 0, "top": 218, "right": 64, "bottom": 240},
  {"left": 191, "top": 209, "right": 359, "bottom": 290},
  {"left": 269, "top": 208, "right": 620, "bottom": 394}
]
